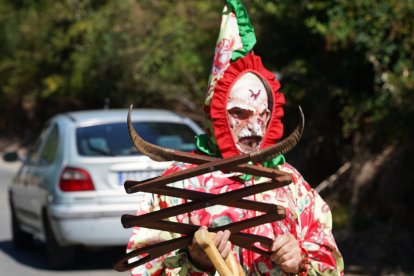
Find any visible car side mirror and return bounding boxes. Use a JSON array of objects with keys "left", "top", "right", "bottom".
[{"left": 3, "top": 151, "right": 19, "bottom": 162}]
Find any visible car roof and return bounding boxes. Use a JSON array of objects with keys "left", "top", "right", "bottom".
[{"left": 61, "top": 108, "right": 189, "bottom": 126}]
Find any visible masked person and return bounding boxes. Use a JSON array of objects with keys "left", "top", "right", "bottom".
[{"left": 126, "top": 0, "right": 344, "bottom": 275}]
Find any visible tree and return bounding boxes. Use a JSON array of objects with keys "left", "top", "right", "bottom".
[{"left": 306, "top": 0, "right": 414, "bottom": 143}]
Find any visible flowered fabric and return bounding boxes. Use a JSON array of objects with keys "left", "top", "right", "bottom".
[
  {"left": 203, "top": 0, "right": 256, "bottom": 144},
  {"left": 204, "top": 0, "right": 254, "bottom": 108},
  {"left": 127, "top": 162, "right": 344, "bottom": 275}
]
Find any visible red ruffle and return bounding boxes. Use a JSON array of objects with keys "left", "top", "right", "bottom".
[{"left": 210, "top": 52, "right": 285, "bottom": 158}]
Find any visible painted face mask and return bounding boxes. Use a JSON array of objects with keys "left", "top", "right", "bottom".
[{"left": 227, "top": 72, "right": 271, "bottom": 154}]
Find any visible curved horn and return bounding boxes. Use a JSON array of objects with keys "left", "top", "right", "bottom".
[
  {"left": 128, "top": 104, "right": 304, "bottom": 164},
  {"left": 250, "top": 106, "right": 305, "bottom": 163},
  {"left": 127, "top": 105, "right": 175, "bottom": 162}
]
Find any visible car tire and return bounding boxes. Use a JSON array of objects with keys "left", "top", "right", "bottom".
[
  {"left": 10, "top": 202, "right": 33, "bottom": 249},
  {"left": 43, "top": 215, "right": 77, "bottom": 269}
]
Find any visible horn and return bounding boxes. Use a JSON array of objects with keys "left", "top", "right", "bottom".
[
  {"left": 127, "top": 105, "right": 175, "bottom": 162},
  {"left": 250, "top": 106, "right": 305, "bottom": 163},
  {"left": 128, "top": 105, "right": 304, "bottom": 164}
]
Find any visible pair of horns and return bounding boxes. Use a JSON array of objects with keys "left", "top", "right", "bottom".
[{"left": 127, "top": 105, "right": 304, "bottom": 163}]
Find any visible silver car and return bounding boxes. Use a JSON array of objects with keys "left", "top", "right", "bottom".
[{"left": 4, "top": 108, "right": 203, "bottom": 268}]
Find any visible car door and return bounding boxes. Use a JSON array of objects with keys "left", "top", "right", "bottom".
[
  {"left": 25, "top": 122, "right": 61, "bottom": 235},
  {"left": 12, "top": 121, "right": 61, "bottom": 236},
  {"left": 11, "top": 123, "right": 53, "bottom": 234}
]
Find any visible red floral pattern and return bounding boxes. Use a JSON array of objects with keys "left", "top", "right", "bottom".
[
  {"left": 212, "top": 38, "right": 235, "bottom": 77},
  {"left": 127, "top": 163, "right": 344, "bottom": 275}
]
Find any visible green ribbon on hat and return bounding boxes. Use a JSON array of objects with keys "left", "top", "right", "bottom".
[{"left": 225, "top": 0, "right": 256, "bottom": 61}]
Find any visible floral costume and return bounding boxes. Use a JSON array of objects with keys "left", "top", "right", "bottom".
[
  {"left": 127, "top": 162, "right": 344, "bottom": 275},
  {"left": 126, "top": 0, "right": 344, "bottom": 275}
]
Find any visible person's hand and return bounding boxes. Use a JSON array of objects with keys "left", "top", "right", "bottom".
[
  {"left": 188, "top": 216, "right": 232, "bottom": 270},
  {"left": 268, "top": 233, "right": 302, "bottom": 274}
]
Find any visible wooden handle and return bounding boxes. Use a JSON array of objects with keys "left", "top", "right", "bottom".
[
  {"left": 194, "top": 228, "right": 245, "bottom": 276},
  {"left": 225, "top": 252, "right": 245, "bottom": 276}
]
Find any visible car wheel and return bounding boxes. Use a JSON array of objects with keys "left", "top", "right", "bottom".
[
  {"left": 10, "top": 202, "right": 33, "bottom": 249},
  {"left": 43, "top": 215, "right": 76, "bottom": 269}
]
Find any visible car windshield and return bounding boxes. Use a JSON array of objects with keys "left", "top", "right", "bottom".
[{"left": 76, "top": 121, "right": 198, "bottom": 157}]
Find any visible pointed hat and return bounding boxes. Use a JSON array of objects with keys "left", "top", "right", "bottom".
[{"left": 200, "top": 0, "right": 285, "bottom": 159}]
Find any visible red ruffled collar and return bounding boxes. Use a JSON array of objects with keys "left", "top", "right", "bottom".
[{"left": 209, "top": 52, "right": 285, "bottom": 158}]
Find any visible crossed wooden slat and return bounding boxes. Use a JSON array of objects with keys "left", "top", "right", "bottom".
[{"left": 113, "top": 106, "right": 304, "bottom": 272}]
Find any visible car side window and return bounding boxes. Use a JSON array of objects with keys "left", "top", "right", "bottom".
[
  {"left": 38, "top": 124, "right": 59, "bottom": 165},
  {"left": 27, "top": 125, "right": 51, "bottom": 165}
]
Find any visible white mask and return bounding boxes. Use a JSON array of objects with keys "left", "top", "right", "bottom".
[{"left": 227, "top": 72, "right": 271, "bottom": 154}]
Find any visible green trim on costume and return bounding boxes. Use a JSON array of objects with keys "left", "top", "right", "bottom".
[
  {"left": 263, "top": 154, "right": 286, "bottom": 168},
  {"left": 226, "top": 0, "right": 256, "bottom": 60},
  {"left": 196, "top": 133, "right": 285, "bottom": 181},
  {"left": 239, "top": 155, "right": 286, "bottom": 181},
  {"left": 195, "top": 134, "right": 222, "bottom": 158}
]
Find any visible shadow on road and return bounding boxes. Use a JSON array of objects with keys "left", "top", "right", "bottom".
[{"left": 0, "top": 239, "right": 125, "bottom": 271}]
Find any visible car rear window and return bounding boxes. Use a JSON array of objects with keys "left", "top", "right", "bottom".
[{"left": 76, "top": 122, "right": 198, "bottom": 157}]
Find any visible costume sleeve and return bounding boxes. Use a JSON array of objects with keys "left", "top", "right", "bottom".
[
  {"left": 126, "top": 166, "right": 214, "bottom": 276},
  {"left": 283, "top": 165, "right": 345, "bottom": 275}
]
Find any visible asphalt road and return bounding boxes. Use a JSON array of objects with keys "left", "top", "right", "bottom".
[{"left": 0, "top": 160, "right": 130, "bottom": 276}]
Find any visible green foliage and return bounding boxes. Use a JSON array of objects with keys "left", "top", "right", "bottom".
[
  {"left": 306, "top": 0, "right": 414, "bottom": 143},
  {"left": 332, "top": 205, "right": 351, "bottom": 231},
  {"left": 0, "top": 0, "right": 221, "bottom": 135},
  {"left": 0, "top": 0, "right": 412, "bottom": 147},
  {"left": 126, "top": 1, "right": 221, "bottom": 106}
]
